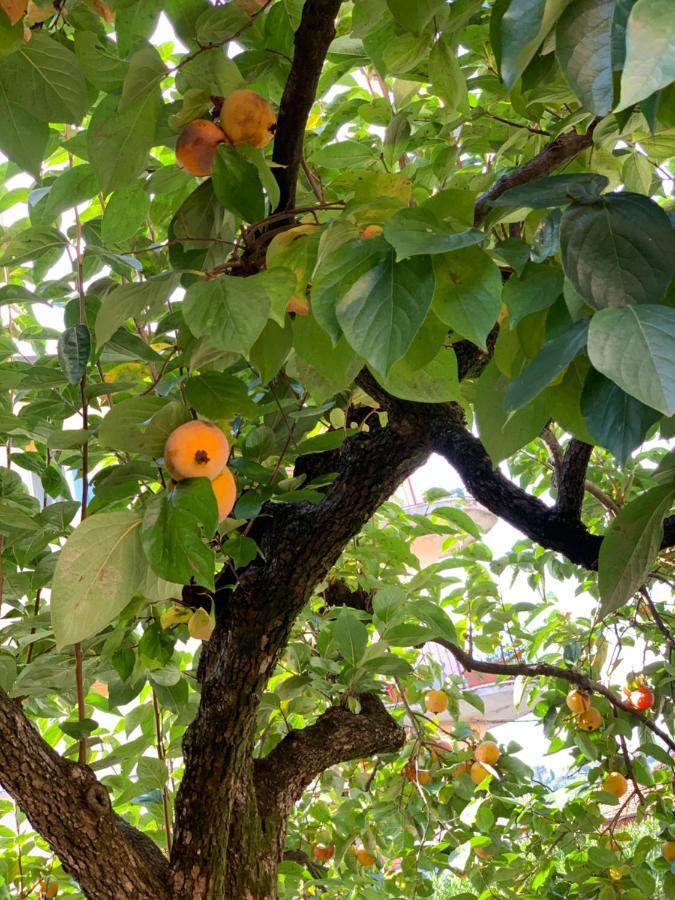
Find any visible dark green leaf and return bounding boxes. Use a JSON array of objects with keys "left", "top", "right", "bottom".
[
  {"left": 556, "top": 0, "right": 614, "bottom": 115},
  {"left": 560, "top": 193, "right": 675, "bottom": 309},
  {"left": 383, "top": 207, "right": 485, "bottom": 261},
  {"left": 87, "top": 91, "right": 161, "bottom": 194},
  {"left": 617, "top": 0, "right": 675, "bottom": 110},
  {"left": 506, "top": 318, "right": 589, "bottom": 410},
  {"left": 212, "top": 144, "right": 266, "bottom": 223},
  {"left": 0, "top": 33, "right": 88, "bottom": 123},
  {"left": 183, "top": 269, "right": 295, "bottom": 355},
  {"left": 141, "top": 479, "right": 218, "bottom": 590},
  {"left": 598, "top": 483, "right": 675, "bottom": 617},
  {"left": 491, "top": 173, "right": 608, "bottom": 209},
  {"left": 503, "top": 261, "right": 564, "bottom": 326},
  {"left": 184, "top": 372, "right": 258, "bottom": 419},
  {"left": 57, "top": 325, "right": 91, "bottom": 385},
  {"left": 581, "top": 369, "right": 662, "bottom": 464},
  {"left": 587, "top": 306, "right": 675, "bottom": 415}
]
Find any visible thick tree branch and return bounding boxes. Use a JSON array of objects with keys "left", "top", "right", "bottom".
[
  {"left": 431, "top": 638, "right": 675, "bottom": 753},
  {"left": 474, "top": 123, "right": 597, "bottom": 225},
  {"left": 0, "top": 689, "right": 169, "bottom": 899},
  {"left": 272, "top": 0, "right": 343, "bottom": 212},
  {"left": 555, "top": 439, "right": 593, "bottom": 521},
  {"left": 255, "top": 693, "right": 404, "bottom": 814}
]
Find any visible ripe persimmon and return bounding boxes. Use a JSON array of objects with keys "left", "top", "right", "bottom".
[
  {"left": 576, "top": 707, "right": 603, "bottom": 732},
  {"left": 164, "top": 420, "right": 230, "bottom": 481},
  {"left": 354, "top": 847, "right": 376, "bottom": 866},
  {"left": 470, "top": 761, "right": 491, "bottom": 784},
  {"left": 475, "top": 741, "right": 500, "bottom": 765},
  {"left": 211, "top": 467, "right": 237, "bottom": 521},
  {"left": 286, "top": 294, "right": 310, "bottom": 315},
  {"left": 176, "top": 119, "right": 228, "bottom": 176},
  {"left": 602, "top": 772, "right": 628, "bottom": 798},
  {"left": 566, "top": 689, "right": 591, "bottom": 713},
  {"left": 360, "top": 224, "right": 383, "bottom": 240},
  {"left": 424, "top": 689, "right": 448, "bottom": 714},
  {"left": 662, "top": 841, "right": 675, "bottom": 863},
  {"left": 313, "top": 843, "right": 334, "bottom": 862},
  {"left": 220, "top": 89, "right": 276, "bottom": 148}
]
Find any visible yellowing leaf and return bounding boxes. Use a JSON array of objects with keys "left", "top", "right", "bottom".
[{"left": 188, "top": 608, "right": 214, "bottom": 641}]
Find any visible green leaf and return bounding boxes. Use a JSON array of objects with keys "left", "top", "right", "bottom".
[
  {"left": 57, "top": 325, "right": 91, "bottom": 385},
  {"left": 184, "top": 372, "right": 258, "bottom": 419},
  {"left": 491, "top": 173, "right": 608, "bottom": 209},
  {"left": 0, "top": 226, "right": 67, "bottom": 268},
  {"left": 74, "top": 31, "right": 129, "bottom": 92},
  {"left": 51, "top": 511, "right": 145, "bottom": 648},
  {"left": 333, "top": 608, "right": 368, "bottom": 667},
  {"left": 408, "top": 599, "right": 459, "bottom": 644},
  {"left": 0, "top": 8, "right": 22, "bottom": 60},
  {"left": 383, "top": 208, "right": 485, "bottom": 261},
  {"left": 99, "top": 396, "right": 167, "bottom": 454},
  {"left": 120, "top": 44, "right": 166, "bottom": 107},
  {"left": 212, "top": 144, "right": 266, "bottom": 223},
  {"left": 560, "top": 193, "right": 675, "bottom": 309},
  {"left": 194, "top": 3, "right": 249, "bottom": 44},
  {"left": 506, "top": 318, "right": 590, "bottom": 410},
  {"left": 168, "top": 180, "right": 233, "bottom": 272},
  {"left": 370, "top": 347, "right": 460, "bottom": 403},
  {"left": 101, "top": 183, "right": 151, "bottom": 247},
  {"left": 475, "top": 360, "right": 551, "bottom": 464},
  {"left": 428, "top": 37, "right": 469, "bottom": 112},
  {"left": 587, "top": 306, "right": 675, "bottom": 415},
  {"left": 312, "top": 235, "right": 434, "bottom": 373},
  {"left": 503, "top": 262, "right": 564, "bottom": 326},
  {"left": 34, "top": 165, "right": 99, "bottom": 225},
  {"left": 292, "top": 312, "right": 363, "bottom": 389},
  {"left": 386, "top": 0, "right": 445, "bottom": 34},
  {"left": 499, "top": 0, "right": 568, "bottom": 89},
  {"left": 248, "top": 320, "right": 292, "bottom": 384},
  {"left": 310, "top": 140, "right": 377, "bottom": 169},
  {"left": 581, "top": 369, "right": 662, "bottom": 464},
  {"left": 0, "top": 81, "right": 49, "bottom": 176},
  {"left": 432, "top": 247, "right": 502, "bottom": 349},
  {"left": 95, "top": 275, "right": 178, "bottom": 350},
  {"left": 115, "top": 0, "right": 162, "bottom": 56},
  {"left": 0, "top": 33, "right": 87, "bottom": 123},
  {"left": 598, "top": 483, "right": 675, "bottom": 618},
  {"left": 617, "top": 0, "right": 675, "bottom": 110},
  {"left": 183, "top": 269, "right": 295, "bottom": 355},
  {"left": 556, "top": 0, "right": 614, "bottom": 115},
  {"left": 141, "top": 479, "right": 218, "bottom": 591},
  {"left": 87, "top": 91, "right": 161, "bottom": 195}
]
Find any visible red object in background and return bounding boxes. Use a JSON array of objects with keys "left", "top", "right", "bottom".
[{"left": 464, "top": 670, "right": 499, "bottom": 688}]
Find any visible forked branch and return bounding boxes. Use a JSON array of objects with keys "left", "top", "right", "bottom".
[
  {"left": 0, "top": 688, "right": 169, "bottom": 899},
  {"left": 255, "top": 693, "right": 405, "bottom": 814}
]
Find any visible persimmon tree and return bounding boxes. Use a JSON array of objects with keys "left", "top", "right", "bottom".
[{"left": 0, "top": 0, "right": 673, "bottom": 897}]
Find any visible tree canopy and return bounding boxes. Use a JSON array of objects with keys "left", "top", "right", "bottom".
[{"left": 0, "top": 0, "right": 673, "bottom": 897}]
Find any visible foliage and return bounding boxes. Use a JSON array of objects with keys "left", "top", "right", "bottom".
[{"left": 0, "top": 0, "right": 673, "bottom": 897}]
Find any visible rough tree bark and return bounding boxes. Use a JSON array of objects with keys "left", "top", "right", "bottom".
[{"left": 0, "top": 4, "right": 673, "bottom": 899}]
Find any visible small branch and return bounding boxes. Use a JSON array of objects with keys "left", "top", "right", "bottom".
[
  {"left": 282, "top": 849, "right": 325, "bottom": 879},
  {"left": 555, "top": 439, "right": 593, "bottom": 521},
  {"left": 483, "top": 112, "right": 551, "bottom": 136},
  {"left": 540, "top": 426, "right": 563, "bottom": 486},
  {"left": 74, "top": 643, "right": 86, "bottom": 766},
  {"left": 618, "top": 732, "right": 645, "bottom": 806},
  {"left": 431, "top": 636, "right": 675, "bottom": 753},
  {"left": 272, "top": 0, "right": 343, "bottom": 213},
  {"left": 255, "top": 693, "right": 404, "bottom": 813},
  {"left": 474, "top": 122, "right": 597, "bottom": 225},
  {"left": 152, "top": 690, "right": 172, "bottom": 856},
  {"left": 639, "top": 587, "right": 675, "bottom": 653}
]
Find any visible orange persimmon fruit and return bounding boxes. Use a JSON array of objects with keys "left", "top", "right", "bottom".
[
  {"left": 164, "top": 420, "right": 230, "bottom": 481},
  {"left": 176, "top": 119, "right": 228, "bottom": 176}
]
